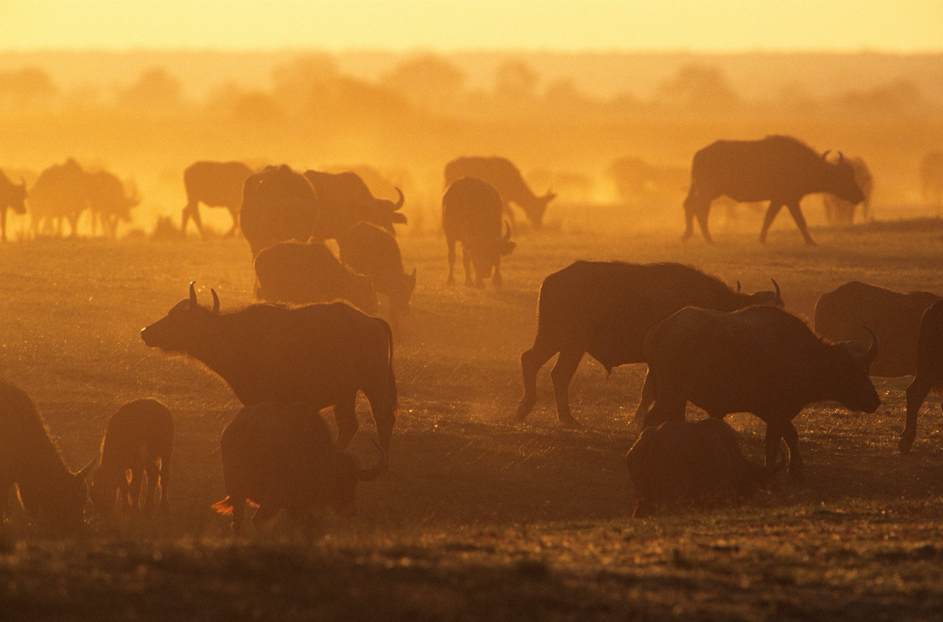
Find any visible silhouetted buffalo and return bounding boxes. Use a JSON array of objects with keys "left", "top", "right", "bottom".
[
  {"left": 626, "top": 418, "right": 784, "bottom": 517},
  {"left": 901, "top": 300, "right": 943, "bottom": 454},
  {"left": 0, "top": 382, "right": 95, "bottom": 533},
  {"left": 254, "top": 241, "right": 379, "bottom": 315},
  {"left": 304, "top": 170, "right": 406, "bottom": 240},
  {"left": 0, "top": 168, "right": 27, "bottom": 241},
  {"left": 141, "top": 284, "right": 397, "bottom": 453},
  {"left": 822, "top": 156, "right": 872, "bottom": 225},
  {"left": 85, "top": 170, "right": 139, "bottom": 239},
  {"left": 28, "top": 158, "right": 90, "bottom": 237},
  {"left": 240, "top": 165, "right": 319, "bottom": 258},
  {"left": 212, "top": 402, "right": 385, "bottom": 535},
  {"left": 683, "top": 135, "right": 865, "bottom": 245},
  {"left": 182, "top": 161, "right": 254, "bottom": 238},
  {"left": 89, "top": 399, "right": 173, "bottom": 515},
  {"left": 339, "top": 221, "right": 416, "bottom": 335},
  {"left": 442, "top": 177, "right": 515, "bottom": 288},
  {"left": 517, "top": 262, "right": 783, "bottom": 428},
  {"left": 921, "top": 151, "right": 943, "bottom": 214},
  {"left": 444, "top": 156, "right": 555, "bottom": 229},
  {"left": 644, "top": 306, "right": 880, "bottom": 482},
  {"left": 815, "top": 281, "right": 938, "bottom": 378}
]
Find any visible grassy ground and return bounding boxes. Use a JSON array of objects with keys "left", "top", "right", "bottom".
[{"left": 2, "top": 218, "right": 943, "bottom": 620}]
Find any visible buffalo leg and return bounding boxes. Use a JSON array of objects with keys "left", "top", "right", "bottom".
[
  {"left": 118, "top": 471, "right": 132, "bottom": 511},
  {"left": 159, "top": 453, "right": 171, "bottom": 510},
  {"left": 630, "top": 370, "right": 654, "bottom": 429},
  {"left": 181, "top": 202, "right": 204, "bottom": 238},
  {"left": 0, "top": 209, "right": 6, "bottom": 241},
  {"left": 493, "top": 259, "right": 503, "bottom": 288},
  {"left": 785, "top": 202, "right": 817, "bottom": 246},
  {"left": 446, "top": 238, "right": 456, "bottom": 285},
  {"left": 759, "top": 202, "right": 785, "bottom": 243},
  {"left": 901, "top": 377, "right": 933, "bottom": 454},
  {"left": 695, "top": 207, "right": 713, "bottom": 244},
  {"left": 251, "top": 504, "right": 281, "bottom": 530},
  {"left": 550, "top": 349, "right": 584, "bottom": 427},
  {"left": 364, "top": 385, "right": 396, "bottom": 456},
  {"left": 128, "top": 467, "right": 144, "bottom": 512},
  {"left": 231, "top": 496, "right": 246, "bottom": 536},
  {"left": 517, "top": 343, "right": 559, "bottom": 421},
  {"left": 224, "top": 207, "right": 239, "bottom": 237},
  {"left": 143, "top": 462, "right": 159, "bottom": 513},
  {"left": 333, "top": 392, "right": 359, "bottom": 450},
  {"left": 462, "top": 246, "right": 478, "bottom": 287}
]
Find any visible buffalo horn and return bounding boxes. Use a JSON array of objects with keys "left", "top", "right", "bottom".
[
  {"left": 838, "top": 151, "right": 845, "bottom": 164},
  {"left": 735, "top": 280, "right": 741, "bottom": 293},
  {"left": 189, "top": 281, "right": 198, "bottom": 308},
  {"left": 861, "top": 325, "right": 879, "bottom": 365},
  {"left": 822, "top": 150, "right": 831, "bottom": 160},
  {"left": 771, "top": 278, "right": 782, "bottom": 302},
  {"left": 356, "top": 440, "right": 387, "bottom": 481},
  {"left": 393, "top": 187, "right": 404, "bottom": 210},
  {"left": 211, "top": 289, "right": 220, "bottom": 313}
]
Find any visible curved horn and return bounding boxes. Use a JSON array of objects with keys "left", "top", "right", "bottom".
[
  {"left": 861, "top": 325, "right": 879, "bottom": 365},
  {"left": 837, "top": 151, "right": 845, "bottom": 164},
  {"left": 771, "top": 278, "right": 782, "bottom": 302},
  {"left": 822, "top": 150, "right": 831, "bottom": 160},
  {"left": 189, "top": 281, "right": 198, "bottom": 308},
  {"left": 356, "top": 440, "right": 387, "bottom": 482},
  {"left": 211, "top": 289, "right": 220, "bottom": 313},
  {"left": 735, "top": 280, "right": 741, "bottom": 293},
  {"left": 501, "top": 220, "right": 512, "bottom": 244},
  {"left": 392, "top": 187, "right": 404, "bottom": 210}
]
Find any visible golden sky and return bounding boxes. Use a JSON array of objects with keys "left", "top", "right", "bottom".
[{"left": 1, "top": 0, "right": 941, "bottom": 52}]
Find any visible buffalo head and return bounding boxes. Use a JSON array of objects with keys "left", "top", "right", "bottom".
[
  {"left": 831, "top": 325, "right": 881, "bottom": 413},
  {"left": 141, "top": 282, "right": 220, "bottom": 353}
]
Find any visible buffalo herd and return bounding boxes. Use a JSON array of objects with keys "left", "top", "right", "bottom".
[{"left": 6, "top": 134, "right": 943, "bottom": 532}]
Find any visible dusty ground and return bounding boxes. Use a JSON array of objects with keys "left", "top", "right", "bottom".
[{"left": 2, "top": 218, "right": 943, "bottom": 620}]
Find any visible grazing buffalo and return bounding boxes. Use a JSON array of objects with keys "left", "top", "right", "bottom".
[
  {"left": 922, "top": 151, "right": 943, "bottom": 214},
  {"left": 240, "top": 165, "right": 320, "bottom": 258},
  {"left": 0, "top": 168, "right": 27, "bottom": 241},
  {"left": 682, "top": 135, "right": 865, "bottom": 245},
  {"left": 814, "top": 281, "right": 938, "bottom": 378},
  {"left": 442, "top": 177, "right": 515, "bottom": 288},
  {"left": 212, "top": 402, "right": 385, "bottom": 535},
  {"left": 444, "top": 156, "right": 555, "bottom": 229},
  {"left": 626, "top": 418, "right": 784, "bottom": 518},
  {"left": 304, "top": 170, "right": 406, "bottom": 241},
  {"left": 0, "top": 382, "right": 95, "bottom": 533},
  {"left": 517, "top": 262, "right": 784, "bottom": 428},
  {"left": 85, "top": 170, "right": 139, "bottom": 238},
  {"left": 644, "top": 306, "right": 880, "bottom": 482},
  {"left": 89, "top": 399, "right": 174, "bottom": 515},
  {"left": 338, "top": 221, "right": 416, "bottom": 334},
  {"left": 28, "top": 158, "right": 89, "bottom": 237},
  {"left": 822, "top": 156, "right": 873, "bottom": 225},
  {"left": 182, "top": 161, "right": 254, "bottom": 238},
  {"left": 141, "top": 284, "right": 397, "bottom": 453},
  {"left": 901, "top": 300, "right": 943, "bottom": 454},
  {"left": 254, "top": 241, "right": 379, "bottom": 315}
]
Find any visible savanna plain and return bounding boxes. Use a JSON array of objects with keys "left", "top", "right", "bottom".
[{"left": 2, "top": 219, "right": 943, "bottom": 621}]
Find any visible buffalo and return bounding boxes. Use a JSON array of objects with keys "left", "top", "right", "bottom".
[
  {"left": 85, "top": 170, "right": 139, "bottom": 239},
  {"left": 0, "top": 168, "right": 27, "bottom": 241},
  {"left": 89, "top": 399, "right": 174, "bottom": 515},
  {"left": 212, "top": 402, "right": 385, "bottom": 535},
  {"left": 28, "top": 158, "right": 89, "bottom": 237},
  {"left": 240, "top": 165, "right": 320, "bottom": 258},
  {"left": 901, "top": 300, "right": 943, "bottom": 454},
  {"left": 442, "top": 177, "right": 515, "bottom": 288},
  {"left": 444, "top": 156, "right": 555, "bottom": 230},
  {"left": 182, "top": 161, "right": 254, "bottom": 238},
  {"left": 517, "top": 261, "right": 783, "bottom": 428},
  {"left": 338, "top": 221, "right": 416, "bottom": 335},
  {"left": 822, "top": 156, "right": 873, "bottom": 225},
  {"left": 626, "top": 418, "right": 784, "bottom": 518},
  {"left": 304, "top": 170, "right": 406, "bottom": 241},
  {"left": 0, "top": 382, "right": 95, "bottom": 533},
  {"left": 141, "top": 284, "right": 397, "bottom": 453},
  {"left": 643, "top": 306, "right": 880, "bottom": 482},
  {"left": 254, "top": 241, "right": 379, "bottom": 315},
  {"left": 682, "top": 135, "right": 865, "bottom": 245},
  {"left": 814, "top": 281, "right": 938, "bottom": 378}
]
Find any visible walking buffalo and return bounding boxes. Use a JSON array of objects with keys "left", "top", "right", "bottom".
[
  {"left": 0, "top": 382, "right": 95, "bottom": 533},
  {"left": 141, "top": 284, "right": 397, "bottom": 453},
  {"left": 814, "top": 281, "right": 938, "bottom": 378},
  {"left": 901, "top": 300, "right": 943, "bottom": 454},
  {"left": 338, "top": 221, "right": 416, "bottom": 334},
  {"left": 28, "top": 158, "right": 90, "bottom": 237},
  {"left": 682, "top": 135, "right": 865, "bottom": 245},
  {"left": 240, "top": 165, "right": 319, "bottom": 258},
  {"left": 822, "top": 156, "right": 873, "bottom": 225},
  {"left": 254, "top": 241, "right": 379, "bottom": 315},
  {"left": 626, "top": 418, "right": 784, "bottom": 517},
  {"left": 516, "top": 261, "right": 783, "bottom": 428},
  {"left": 444, "top": 156, "right": 555, "bottom": 229},
  {"left": 212, "top": 402, "right": 385, "bottom": 535},
  {"left": 643, "top": 306, "right": 880, "bottom": 482},
  {"left": 0, "top": 168, "right": 27, "bottom": 241},
  {"left": 182, "top": 161, "right": 254, "bottom": 238},
  {"left": 89, "top": 399, "right": 174, "bottom": 515},
  {"left": 85, "top": 170, "right": 139, "bottom": 239},
  {"left": 304, "top": 170, "right": 406, "bottom": 241},
  {"left": 442, "top": 177, "right": 515, "bottom": 288}
]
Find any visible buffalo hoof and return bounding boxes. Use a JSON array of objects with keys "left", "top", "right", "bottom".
[
  {"left": 898, "top": 434, "right": 915, "bottom": 455},
  {"left": 788, "top": 468, "right": 805, "bottom": 485},
  {"left": 560, "top": 417, "right": 583, "bottom": 430},
  {"left": 515, "top": 401, "right": 535, "bottom": 422}
]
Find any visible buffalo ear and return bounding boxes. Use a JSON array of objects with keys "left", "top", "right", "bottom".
[{"left": 391, "top": 213, "right": 407, "bottom": 224}]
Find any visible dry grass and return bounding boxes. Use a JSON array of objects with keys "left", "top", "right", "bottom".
[{"left": 2, "top": 220, "right": 943, "bottom": 620}]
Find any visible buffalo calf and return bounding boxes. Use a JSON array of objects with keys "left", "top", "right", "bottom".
[{"left": 89, "top": 399, "right": 174, "bottom": 515}]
